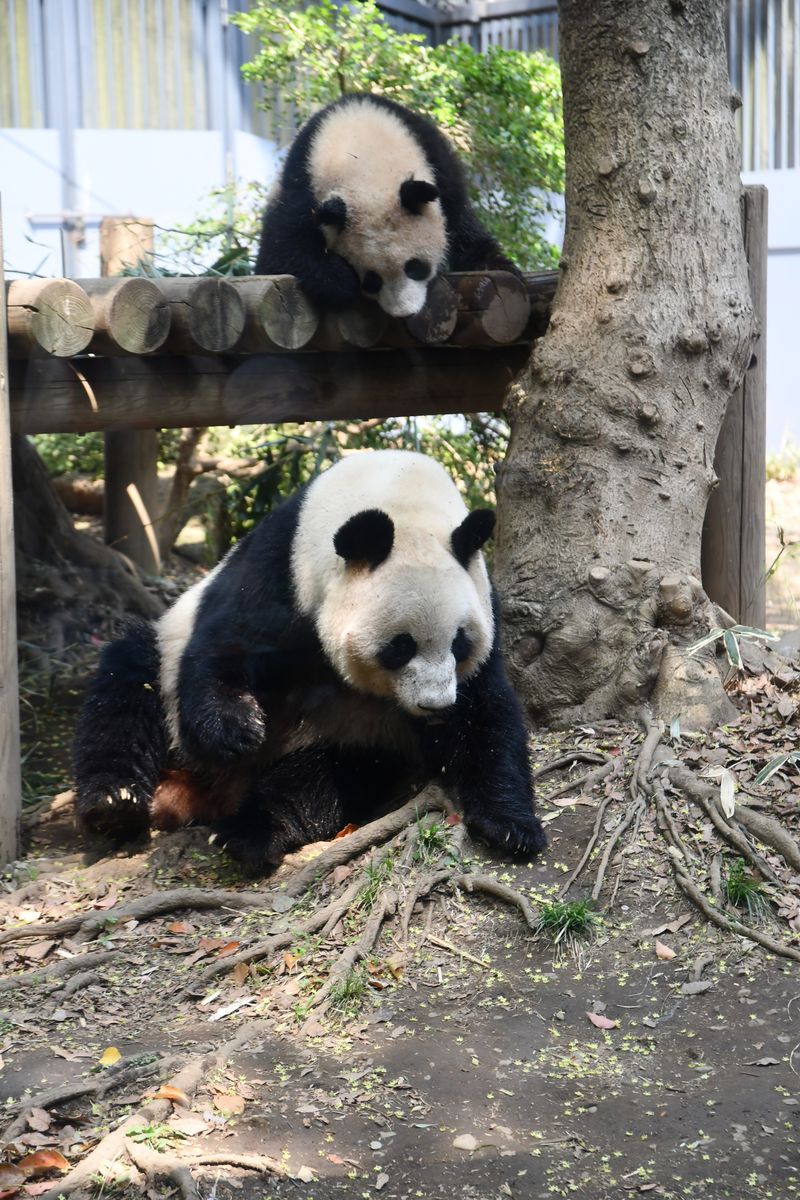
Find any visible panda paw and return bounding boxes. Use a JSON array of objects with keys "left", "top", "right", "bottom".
[
  {"left": 466, "top": 810, "right": 548, "bottom": 860},
  {"left": 181, "top": 694, "right": 266, "bottom": 763},
  {"left": 302, "top": 255, "right": 361, "bottom": 312},
  {"left": 74, "top": 780, "right": 151, "bottom": 841},
  {"left": 208, "top": 822, "right": 281, "bottom": 877}
]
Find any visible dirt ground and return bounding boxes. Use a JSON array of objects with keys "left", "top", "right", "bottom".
[
  {"left": 2, "top": 715, "right": 800, "bottom": 1200},
  {"left": 2, "top": 483, "right": 798, "bottom": 1200}
]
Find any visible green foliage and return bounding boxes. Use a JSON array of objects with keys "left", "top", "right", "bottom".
[
  {"left": 126, "top": 1122, "right": 185, "bottom": 1153},
  {"left": 131, "top": 182, "right": 268, "bottom": 278},
  {"left": 328, "top": 965, "right": 369, "bottom": 1013},
  {"left": 356, "top": 852, "right": 396, "bottom": 913},
  {"left": 536, "top": 899, "right": 601, "bottom": 945},
  {"left": 33, "top": 429, "right": 185, "bottom": 478},
  {"left": 234, "top": 0, "right": 564, "bottom": 269},
  {"left": 412, "top": 816, "right": 450, "bottom": 865},
  {"left": 723, "top": 858, "right": 772, "bottom": 924},
  {"left": 212, "top": 414, "right": 507, "bottom": 549}
]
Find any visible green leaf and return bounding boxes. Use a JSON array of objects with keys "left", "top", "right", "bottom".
[
  {"left": 723, "top": 629, "right": 743, "bottom": 670},
  {"left": 686, "top": 628, "right": 723, "bottom": 656},
  {"left": 731, "top": 625, "right": 779, "bottom": 642},
  {"left": 753, "top": 753, "right": 793, "bottom": 786}
]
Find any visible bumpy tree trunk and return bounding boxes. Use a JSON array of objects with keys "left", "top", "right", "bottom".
[{"left": 495, "top": 0, "right": 758, "bottom": 730}]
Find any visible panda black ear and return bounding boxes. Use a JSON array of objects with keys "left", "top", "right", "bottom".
[
  {"left": 451, "top": 509, "right": 495, "bottom": 568},
  {"left": 399, "top": 179, "right": 439, "bottom": 215},
  {"left": 334, "top": 509, "right": 395, "bottom": 569},
  {"left": 317, "top": 195, "right": 348, "bottom": 231}
]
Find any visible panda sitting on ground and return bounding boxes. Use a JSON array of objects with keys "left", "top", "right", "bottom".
[
  {"left": 73, "top": 451, "right": 546, "bottom": 874},
  {"left": 255, "top": 93, "right": 519, "bottom": 318}
]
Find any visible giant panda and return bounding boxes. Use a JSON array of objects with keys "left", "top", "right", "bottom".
[
  {"left": 73, "top": 451, "right": 546, "bottom": 873},
  {"left": 255, "top": 93, "right": 519, "bottom": 318}
]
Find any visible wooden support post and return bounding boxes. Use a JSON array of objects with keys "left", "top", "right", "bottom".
[
  {"left": 702, "top": 185, "right": 768, "bottom": 626},
  {"left": 100, "top": 217, "right": 162, "bottom": 574},
  {"left": 0, "top": 199, "right": 22, "bottom": 864}
]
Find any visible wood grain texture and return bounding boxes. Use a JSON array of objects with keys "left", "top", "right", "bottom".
[
  {"left": 9, "top": 347, "right": 529, "bottom": 434},
  {"left": 7, "top": 279, "right": 94, "bottom": 357},
  {"left": 701, "top": 186, "right": 767, "bottom": 624},
  {"left": 0, "top": 202, "right": 22, "bottom": 864}
]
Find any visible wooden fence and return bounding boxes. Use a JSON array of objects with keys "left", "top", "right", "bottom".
[{"left": 0, "top": 188, "right": 767, "bottom": 864}]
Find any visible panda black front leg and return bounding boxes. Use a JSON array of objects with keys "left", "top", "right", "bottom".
[
  {"left": 177, "top": 645, "right": 266, "bottom": 765},
  {"left": 439, "top": 659, "right": 547, "bottom": 860}
]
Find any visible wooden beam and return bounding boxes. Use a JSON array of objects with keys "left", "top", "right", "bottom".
[
  {"left": 9, "top": 347, "right": 529, "bottom": 435},
  {"left": 0, "top": 199, "right": 21, "bottom": 864},
  {"left": 98, "top": 219, "right": 162, "bottom": 574},
  {"left": 701, "top": 185, "right": 768, "bottom": 625}
]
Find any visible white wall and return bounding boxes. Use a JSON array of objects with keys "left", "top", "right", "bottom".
[
  {"left": 0, "top": 127, "right": 278, "bottom": 278},
  {"left": 743, "top": 169, "right": 800, "bottom": 452}
]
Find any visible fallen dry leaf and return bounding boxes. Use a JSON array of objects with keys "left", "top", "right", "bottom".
[
  {"left": 375, "top": 1173, "right": 390, "bottom": 1191},
  {"left": 215, "top": 941, "right": 242, "bottom": 959},
  {"left": 16, "top": 1152, "right": 69, "bottom": 1178},
  {"left": 149, "top": 1085, "right": 190, "bottom": 1107},
  {"left": 213, "top": 1093, "right": 245, "bottom": 1116},
  {"left": 655, "top": 940, "right": 676, "bottom": 961},
  {"left": 452, "top": 1134, "right": 478, "bottom": 1151},
  {"left": 231, "top": 962, "right": 250, "bottom": 987},
  {"left": 330, "top": 864, "right": 353, "bottom": 886},
  {"left": 97, "top": 1047, "right": 121, "bottom": 1068},
  {"left": 92, "top": 890, "right": 119, "bottom": 910},
  {"left": 24, "top": 1110, "right": 51, "bottom": 1134},
  {"left": 18, "top": 941, "right": 55, "bottom": 963},
  {"left": 295, "top": 1166, "right": 315, "bottom": 1183},
  {"left": 333, "top": 823, "right": 359, "bottom": 840},
  {"left": 445, "top": 813, "right": 462, "bottom": 825},
  {"left": 644, "top": 914, "right": 691, "bottom": 937},
  {"left": 167, "top": 921, "right": 193, "bottom": 935},
  {"left": 586, "top": 1011, "right": 620, "bottom": 1030},
  {"left": 0, "top": 1165, "right": 26, "bottom": 1190},
  {"left": 680, "top": 980, "right": 713, "bottom": 996}
]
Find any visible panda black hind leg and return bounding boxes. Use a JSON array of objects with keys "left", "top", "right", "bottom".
[{"left": 73, "top": 621, "right": 167, "bottom": 840}]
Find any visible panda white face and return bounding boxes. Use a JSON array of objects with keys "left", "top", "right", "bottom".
[
  {"left": 309, "top": 100, "right": 448, "bottom": 318},
  {"left": 291, "top": 452, "right": 496, "bottom": 716}
]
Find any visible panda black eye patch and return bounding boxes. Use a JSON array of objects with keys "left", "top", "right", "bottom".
[
  {"left": 377, "top": 633, "right": 417, "bottom": 670},
  {"left": 404, "top": 258, "right": 431, "bottom": 281},
  {"left": 362, "top": 271, "right": 383, "bottom": 294},
  {"left": 451, "top": 627, "right": 472, "bottom": 664}
]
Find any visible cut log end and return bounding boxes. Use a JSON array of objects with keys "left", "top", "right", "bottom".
[{"left": 7, "top": 279, "right": 94, "bottom": 357}]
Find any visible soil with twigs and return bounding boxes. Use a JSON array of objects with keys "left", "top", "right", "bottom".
[{"left": 2, "top": 641, "right": 800, "bottom": 1199}]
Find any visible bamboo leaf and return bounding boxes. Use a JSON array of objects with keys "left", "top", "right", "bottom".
[
  {"left": 686, "top": 628, "right": 723, "bottom": 656},
  {"left": 723, "top": 629, "right": 743, "bottom": 670},
  {"left": 753, "top": 753, "right": 791, "bottom": 786}
]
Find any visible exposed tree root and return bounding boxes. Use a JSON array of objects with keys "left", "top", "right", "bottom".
[
  {"left": 284, "top": 789, "right": 446, "bottom": 897},
  {"left": 2, "top": 1054, "right": 177, "bottom": 1146},
  {"left": 0, "top": 948, "right": 117, "bottom": 993},
  {"left": 565, "top": 708, "right": 800, "bottom": 964},
  {"left": 546, "top": 758, "right": 617, "bottom": 803},
  {"left": 308, "top": 892, "right": 397, "bottom": 1019},
  {"left": 532, "top": 750, "right": 609, "bottom": 781},
  {"left": 36, "top": 1019, "right": 272, "bottom": 1200},
  {"left": 0, "top": 887, "right": 266, "bottom": 947},
  {"left": 126, "top": 1141, "right": 200, "bottom": 1200}
]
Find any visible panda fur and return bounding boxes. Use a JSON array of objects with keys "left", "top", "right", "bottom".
[
  {"left": 73, "top": 451, "right": 546, "bottom": 873},
  {"left": 255, "top": 93, "right": 519, "bottom": 318}
]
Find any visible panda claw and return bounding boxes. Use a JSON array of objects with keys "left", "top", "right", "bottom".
[
  {"left": 105, "top": 795, "right": 114, "bottom": 806},
  {"left": 208, "top": 833, "right": 218, "bottom": 845}
]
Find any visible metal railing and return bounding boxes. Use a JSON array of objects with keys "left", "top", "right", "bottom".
[{"left": 0, "top": 0, "right": 796, "bottom": 171}]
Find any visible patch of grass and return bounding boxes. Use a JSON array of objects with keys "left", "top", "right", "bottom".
[
  {"left": 126, "top": 1122, "right": 185, "bottom": 1153},
  {"left": 356, "top": 853, "right": 396, "bottom": 913},
  {"left": 536, "top": 899, "right": 602, "bottom": 946},
  {"left": 328, "top": 965, "right": 368, "bottom": 1014},
  {"left": 723, "top": 858, "right": 773, "bottom": 924},
  {"left": 413, "top": 816, "right": 450, "bottom": 865}
]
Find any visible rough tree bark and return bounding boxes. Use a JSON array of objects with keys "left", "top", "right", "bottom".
[{"left": 495, "top": 0, "right": 758, "bottom": 730}]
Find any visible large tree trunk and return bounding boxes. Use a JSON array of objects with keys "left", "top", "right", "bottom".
[{"left": 495, "top": 0, "right": 758, "bottom": 730}]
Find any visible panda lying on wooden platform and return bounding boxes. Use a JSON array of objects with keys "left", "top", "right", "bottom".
[
  {"left": 255, "top": 93, "right": 518, "bottom": 318},
  {"left": 73, "top": 451, "right": 546, "bottom": 874}
]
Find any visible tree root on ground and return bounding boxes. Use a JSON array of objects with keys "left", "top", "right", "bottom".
[
  {"left": 34, "top": 1019, "right": 275, "bottom": 1200},
  {"left": 0, "top": 887, "right": 266, "bottom": 947},
  {"left": 561, "top": 710, "right": 800, "bottom": 964},
  {"left": 0, "top": 948, "right": 118, "bottom": 993}
]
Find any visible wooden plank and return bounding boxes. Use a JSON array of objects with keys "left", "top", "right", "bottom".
[
  {"left": 701, "top": 185, "right": 768, "bottom": 624},
  {"left": 9, "top": 347, "right": 529, "bottom": 434},
  {"left": 99, "top": 217, "right": 162, "bottom": 575},
  {"left": 0, "top": 198, "right": 21, "bottom": 865},
  {"left": 739, "top": 185, "right": 768, "bottom": 627}
]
